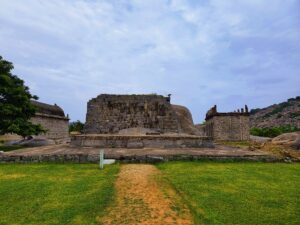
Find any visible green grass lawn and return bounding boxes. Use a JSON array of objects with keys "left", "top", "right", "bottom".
[
  {"left": 0, "top": 164, "right": 119, "bottom": 225},
  {"left": 157, "top": 162, "right": 300, "bottom": 225}
]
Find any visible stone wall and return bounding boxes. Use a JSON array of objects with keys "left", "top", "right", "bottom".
[
  {"left": 204, "top": 105, "right": 250, "bottom": 141},
  {"left": 71, "top": 134, "right": 213, "bottom": 148},
  {"left": 84, "top": 94, "right": 181, "bottom": 134},
  {"left": 29, "top": 100, "right": 69, "bottom": 142},
  {"left": 205, "top": 115, "right": 250, "bottom": 141},
  {"left": 0, "top": 153, "right": 278, "bottom": 163},
  {"left": 31, "top": 113, "right": 69, "bottom": 141},
  {"left": 195, "top": 124, "right": 206, "bottom": 136}
]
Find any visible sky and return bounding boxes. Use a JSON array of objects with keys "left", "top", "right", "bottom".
[{"left": 0, "top": 0, "right": 299, "bottom": 123}]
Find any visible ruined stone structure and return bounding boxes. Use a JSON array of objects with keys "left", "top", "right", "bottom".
[
  {"left": 72, "top": 94, "right": 212, "bottom": 148},
  {"left": 30, "top": 101, "right": 69, "bottom": 142},
  {"left": 84, "top": 94, "right": 181, "bottom": 134},
  {"left": 172, "top": 104, "right": 200, "bottom": 135},
  {"left": 204, "top": 105, "right": 250, "bottom": 141}
]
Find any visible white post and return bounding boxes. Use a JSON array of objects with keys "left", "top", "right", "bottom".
[{"left": 99, "top": 149, "right": 104, "bottom": 169}]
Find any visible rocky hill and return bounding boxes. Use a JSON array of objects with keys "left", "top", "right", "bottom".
[{"left": 250, "top": 96, "right": 300, "bottom": 128}]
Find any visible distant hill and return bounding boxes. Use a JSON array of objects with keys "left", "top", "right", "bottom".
[{"left": 250, "top": 96, "right": 300, "bottom": 128}]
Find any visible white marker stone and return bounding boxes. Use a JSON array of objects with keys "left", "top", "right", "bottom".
[{"left": 99, "top": 149, "right": 104, "bottom": 169}]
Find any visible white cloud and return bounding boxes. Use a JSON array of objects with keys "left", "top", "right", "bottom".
[{"left": 0, "top": 0, "right": 299, "bottom": 122}]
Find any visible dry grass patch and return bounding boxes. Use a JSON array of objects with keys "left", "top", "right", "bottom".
[{"left": 100, "top": 164, "right": 192, "bottom": 225}]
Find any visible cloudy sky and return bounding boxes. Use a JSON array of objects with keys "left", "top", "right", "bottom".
[{"left": 0, "top": 0, "right": 299, "bottom": 123}]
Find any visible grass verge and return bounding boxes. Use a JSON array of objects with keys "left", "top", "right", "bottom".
[
  {"left": 157, "top": 161, "right": 300, "bottom": 225},
  {"left": 0, "top": 163, "right": 119, "bottom": 225}
]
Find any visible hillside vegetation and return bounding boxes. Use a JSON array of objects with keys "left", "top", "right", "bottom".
[
  {"left": 250, "top": 125, "right": 300, "bottom": 138},
  {"left": 250, "top": 96, "right": 300, "bottom": 129}
]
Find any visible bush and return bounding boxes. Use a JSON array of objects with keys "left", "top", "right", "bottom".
[
  {"left": 250, "top": 125, "right": 300, "bottom": 138},
  {"left": 69, "top": 120, "right": 84, "bottom": 133}
]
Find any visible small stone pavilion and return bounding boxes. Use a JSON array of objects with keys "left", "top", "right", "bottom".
[{"left": 204, "top": 105, "right": 250, "bottom": 141}]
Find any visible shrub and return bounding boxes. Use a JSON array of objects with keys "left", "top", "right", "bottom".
[
  {"left": 69, "top": 120, "right": 84, "bottom": 133},
  {"left": 250, "top": 125, "right": 300, "bottom": 138}
]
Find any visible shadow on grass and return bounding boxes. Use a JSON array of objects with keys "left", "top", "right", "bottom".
[{"left": 0, "top": 145, "right": 27, "bottom": 152}]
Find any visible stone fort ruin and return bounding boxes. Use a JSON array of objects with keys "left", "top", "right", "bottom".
[
  {"left": 71, "top": 94, "right": 250, "bottom": 148},
  {"left": 84, "top": 94, "right": 199, "bottom": 135},
  {"left": 84, "top": 94, "right": 179, "bottom": 134},
  {"left": 72, "top": 94, "right": 211, "bottom": 148}
]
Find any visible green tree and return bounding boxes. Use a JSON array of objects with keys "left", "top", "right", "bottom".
[
  {"left": 0, "top": 56, "right": 45, "bottom": 138},
  {"left": 69, "top": 120, "right": 84, "bottom": 133}
]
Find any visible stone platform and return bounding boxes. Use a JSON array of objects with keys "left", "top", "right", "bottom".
[
  {"left": 0, "top": 144, "right": 277, "bottom": 163},
  {"left": 71, "top": 134, "right": 213, "bottom": 148}
]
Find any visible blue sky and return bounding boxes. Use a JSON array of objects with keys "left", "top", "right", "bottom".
[{"left": 0, "top": 0, "right": 299, "bottom": 123}]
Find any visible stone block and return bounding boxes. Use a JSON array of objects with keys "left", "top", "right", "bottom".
[{"left": 127, "top": 141, "right": 144, "bottom": 149}]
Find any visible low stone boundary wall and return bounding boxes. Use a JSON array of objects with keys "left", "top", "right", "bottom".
[
  {"left": 0, "top": 154, "right": 99, "bottom": 163},
  {"left": 71, "top": 134, "right": 214, "bottom": 148},
  {"left": 0, "top": 153, "right": 280, "bottom": 163}
]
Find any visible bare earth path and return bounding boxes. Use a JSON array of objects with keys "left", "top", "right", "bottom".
[{"left": 99, "top": 164, "right": 193, "bottom": 225}]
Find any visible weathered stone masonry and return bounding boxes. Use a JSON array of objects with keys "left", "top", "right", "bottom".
[
  {"left": 84, "top": 94, "right": 181, "bottom": 134},
  {"left": 204, "top": 105, "right": 250, "bottom": 141},
  {"left": 71, "top": 94, "right": 212, "bottom": 148},
  {"left": 30, "top": 101, "right": 69, "bottom": 141},
  {"left": 71, "top": 134, "right": 213, "bottom": 148}
]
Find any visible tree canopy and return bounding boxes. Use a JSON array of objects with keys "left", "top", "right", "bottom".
[
  {"left": 0, "top": 56, "right": 45, "bottom": 138},
  {"left": 69, "top": 120, "right": 84, "bottom": 133}
]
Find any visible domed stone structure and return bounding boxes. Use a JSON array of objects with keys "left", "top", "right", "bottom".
[
  {"left": 171, "top": 104, "right": 200, "bottom": 135},
  {"left": 31, "top": 100, "right": 65, "bottom": 117},
  {"left": 30, "top": 100, "right": 69, "bottom": 142}
]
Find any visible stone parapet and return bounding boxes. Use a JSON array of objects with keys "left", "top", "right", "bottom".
[{"left": 71, "top": 134, "right": 214, "bottom": 148}]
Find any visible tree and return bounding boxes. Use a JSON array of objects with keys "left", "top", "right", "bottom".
[
  {"left": 0, "top": 56, "right": 45, "bottom": 138},
  {"left": 69, "top": 120, "right": 84, "bottom": 133}
]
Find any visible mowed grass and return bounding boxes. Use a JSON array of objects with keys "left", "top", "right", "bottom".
[
  {"left": 157, "top": 162, "right": 300, "bottom": 225},
  {"left": 0, "top": 163, "right": 119, "bottom": 225}
]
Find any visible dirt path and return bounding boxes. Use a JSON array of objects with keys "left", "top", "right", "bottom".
[{"left": 99, "top": 164, "right": 193, "bottom": 225}]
